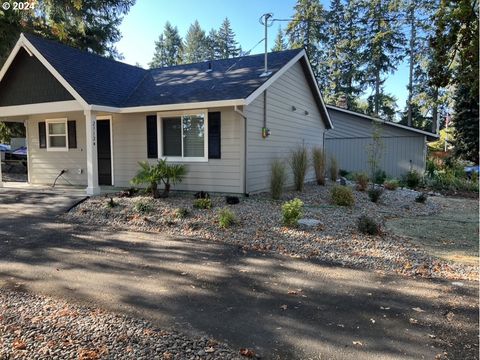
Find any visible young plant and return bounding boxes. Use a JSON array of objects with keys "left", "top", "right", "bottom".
[
  {"left": 131, "top": 161, "right": 164, "bottom": 198},
  {"left": 312, "top": 147, "right": 326, "bottom": 185},
  {"left": 281, "top": 198, "right": 304, "bottom": 227},
  {"left": 193, "top": 198, "right": 212, "bottom": 209},
  {"left": 330, "top": 185, "right": 355, "bottom": 206},
  {"left": 329, "top": 155, "right": 338, "bottom": 182},
  {"left": 289, "top": 146, "right": 309, "bottom": 191},
  {"left": 270, "top": 160, "right": 286, "bottom": 199},
  {"left": 157, "top": 159, "right": 188, "bottom": 197},
  {"left": 354, "top": 173, "right": 369, "bottom": 191},
  {"left": 174, "top": 207, "right": 189, "bottom": 219},
  {"left": 383, "top": 179, "right": 399, "bottom": 190},
  {"left": 134, "top": 199, "right": 153, "bottom": 214},
  {"left": 357, "top": 215, "right": 380, "bottom": 235},
  {"left": 403, "top": 170, "right": 422, "bottom": 189},
  {"left": 368, "top": 187, "right": 383, "bottom": 203},
  {"left": 106, "top": 197, "right": 117, "bottom": 208},
  {"left": 415, "top": 192, "right": 427, "bottom": 203},
  {"left": 218, "top": 207, "right": 237, "bottom": 228},
  {"left": 367, "top": 122, "right": 384, "bottom": 189}
]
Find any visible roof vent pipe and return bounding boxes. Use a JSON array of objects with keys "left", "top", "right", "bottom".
[
  {"left": 259, "top": 13, "right": 273, "bottom": 78},
  {"left": 206, "top": 61, "right": 212, "bottom": 73}
]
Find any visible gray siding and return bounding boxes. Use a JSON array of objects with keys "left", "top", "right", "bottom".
[
  {"left": 0, "top": 48, "right": 74, "bottom": 106},
  {"left": 111, "top": 108, "right": 244, "bottom": 193},
  {"left": 27, "top": 111, "right": 87, "bottom": 185},
  {"left": 245, "top": 61, "right": 326, "bottom": 193},
  {"left": 325, "top": 108, "right": 427, "bottom": 178}
]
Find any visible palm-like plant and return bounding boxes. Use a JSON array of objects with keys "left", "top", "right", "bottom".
[
  {"left": 131, "top": 161, "right": 163, "bottom": 198},
  {"left": 158, "top": 159, "right": 188, "bottom": 197}
]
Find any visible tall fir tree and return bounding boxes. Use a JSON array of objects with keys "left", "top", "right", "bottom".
[
  {"left": 205, "top": 29, "right": 219, "bottom": 60},
  {"left": 360, "top": 0, "right": 406, "bottom": 116},
  {"left": 217, "top": 18, "right": 240, "bottom": 58},
  {"left": 149, "top": 22, "right": 183, "bottom": 68},
  {"left": 184, "top": 20, "right": 208, "bottom": 63},
  {"left": 272, "top": 26, "right": 287, "bottom": 52},
  {"left": 286, "top": 0, "right": 328, "bottom": 88}
]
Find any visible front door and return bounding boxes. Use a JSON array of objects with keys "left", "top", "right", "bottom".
[{"left": 97, "top": 119, "right": 112, "bottom": 186}]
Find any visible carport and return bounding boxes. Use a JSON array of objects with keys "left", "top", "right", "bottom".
[{"left": 0, "top": 117, "right": 28, "bottom": 188}]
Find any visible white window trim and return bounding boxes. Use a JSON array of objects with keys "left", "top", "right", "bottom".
[
  {"left": 45, "top": 118, "right": 68, "bottom": 152},
  {"left": 157, "top": 109, "right": 208, "bottom": 162}
]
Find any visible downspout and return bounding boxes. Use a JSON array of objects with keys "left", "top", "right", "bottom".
[{"left": 234, "top": 105, "right": 248, "bottom": 195}]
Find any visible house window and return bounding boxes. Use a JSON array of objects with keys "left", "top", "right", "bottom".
[
  {"left": 46, "top": 118, "right": 68, "bottom": 151},
  {"left": 158, "top": 111, "right": 207, "bottom": 161}
]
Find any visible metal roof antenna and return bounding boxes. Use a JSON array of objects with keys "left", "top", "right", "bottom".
[{"left": 259, "top": 13, "right": 273, "bottom": 78}]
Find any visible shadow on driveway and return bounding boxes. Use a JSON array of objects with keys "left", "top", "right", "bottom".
[{"left": 0, "top": 191, "right": 478, "bottom": 359}]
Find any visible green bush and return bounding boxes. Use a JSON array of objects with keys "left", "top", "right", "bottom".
[
  {"left": 357, "top": 215, "right": 380, "bottom": 235},
  {"left": 354, "top": 173, "right": 369, "bottom": 191},
  {"left": 281, "top": 198, "right": 304, "bottom": 227},
  {"left": 383, "top": 179, "right": 399, "bottom": 190},
  {"left": 174, "top": 207, "right": 189, "bottom": 219},
  {"left": 134, "top": 199, "right": 153, "bottom": 214},
  {"left": 193, "top": 198, "right": 212, "bottom": 209},
  {"left": 373, "top": 170, "right": 387, "bottom": 184},
  {"left": 368, "top": 187, "right": 383, "bottom": 203},
  {"left": 403, "top": 170, "right": 422, "bottom": 189},
  {"left": 218, "top": 207, "right": 237, "bottom": 228},
  {"left": 329, "top": 156, "right": 339, "bottom": 182},
  {"left": 415, "top": 192, "right": 427, "bottom": 203},
  {"left": 331, "top": 185, "right": 355, "bottom": 206},
  {"left": 312, "top": 147, "right": 326, "bottom": 185},
  {"left": 339, "top": 169, "right": 349, "bottom": 177},
  {"left": 270, "top": 160, "right": 286, "bottom": 199},
  {"left": 289, "top": 146, "right": 309, "bottom": 191},
  {"left": 424, "top": 170, "right": 479, "bottom": 193}
]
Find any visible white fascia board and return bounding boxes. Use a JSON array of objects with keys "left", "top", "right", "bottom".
[
  {"left": 16, "top": 34, "right": 89, "bottom": 109},
  {"left": 326, "top": 105, "right": 439, "bottom": 138},
  {"left": 90, "top": 99, "right": 245, "bottom": 114},
  {"left": 0, "top": 100, "right": 83, "bottom": 117}
]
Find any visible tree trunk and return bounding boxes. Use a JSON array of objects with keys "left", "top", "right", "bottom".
[
  {"left": 151, "top": 182, "right": 158, "bottom": 199},
  {"left": 431, "top": 87, "right": 439, "bottom": 133},
  {"left": 407, "top": 2, "right": 415, "bottom": 127},
  {"left": 374, "top": 69, "right": 380, "bottom": 116},
  {"left": 161, "top": 182, "right": 171, "bottom": 198}
]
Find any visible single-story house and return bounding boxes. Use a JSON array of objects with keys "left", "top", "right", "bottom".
[
  {"left": 0, "top": 33, "right": 333, "bottom": 195},
  {"left": 325, "top": 105, "right": 438, "bottom": 178}
]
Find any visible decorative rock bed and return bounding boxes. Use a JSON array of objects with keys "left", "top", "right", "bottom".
[
  {"left": 64, "top": 183, "right": 478, "bottom": 281},
  {"left": 0, "top": 288, "right": 241, "bottom": 360}
]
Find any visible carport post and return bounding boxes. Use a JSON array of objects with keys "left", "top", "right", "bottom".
[
  {"left": 0, "top": 153, "right": 3, "bottom": 188},
  {"left": 84, "top": 110, "right": 100, "bottom": 195}
]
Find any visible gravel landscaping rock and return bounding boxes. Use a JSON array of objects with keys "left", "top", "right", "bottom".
[
  {"left": 0, "top": 288, "right": 241, "bottom": 360},
  {"left": 64, "top": 183, "right": 478, "bottom": 281}
]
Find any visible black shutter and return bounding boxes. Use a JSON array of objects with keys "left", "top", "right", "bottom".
[
  {"left": 38, "top": 122, "right": 46, "bottom": 149},
  {"left": 68, "top": 120, "right": 77, "bottom": 148},
  {"left": 146, "top": 115, "right": 158, "bottom": 158},
  {"left": 208, "top": 112, "right": 221, "bottom": 159}
]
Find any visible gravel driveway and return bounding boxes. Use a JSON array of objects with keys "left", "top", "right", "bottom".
[{"left": 0, "top": 190, "right": 478, "bottom": 359}]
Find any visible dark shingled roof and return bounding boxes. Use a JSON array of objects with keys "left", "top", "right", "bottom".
[{"left": 23, "top": 33, "right": 303, "bottom": 108}]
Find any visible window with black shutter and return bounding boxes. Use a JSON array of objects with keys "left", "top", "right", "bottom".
[
  {"left": 146, "top": 115, "right": 158, "bottom": 158},
  {"left": 208, "top": 112, "right": 221, "bottom": 159},
  {"left": 38, "top": 122, "right": 46, "bottom": 149},
  {"left": 68, "top": 120, "right": 77, "bottom": 148}
]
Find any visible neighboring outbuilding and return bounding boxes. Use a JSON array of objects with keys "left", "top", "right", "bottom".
[
  {"left": 0, "top": 33, "right": 332, "bottom": 195},
  {"left": 325, "top": 105, "right": 438, "bottom": 178}
]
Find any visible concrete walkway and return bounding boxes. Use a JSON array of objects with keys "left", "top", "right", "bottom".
[{"left": 0, "top": 191, "right": 478, "bottom": 359}]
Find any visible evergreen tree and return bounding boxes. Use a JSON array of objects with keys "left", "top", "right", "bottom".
[
  {"left": 286, "top": 0, "right": 327, "bottom": 87},
  {"left": 184, "top": 20, "right": 208, "bottom": 63},
  {"left": 0, "top": 0, "right": 135, "bottom": 64},
  {"left": 360, "top": 0, "right": 406, "bottom": 115},
  {"left": 272, "top": 26, "right": 287, "bottom": 52},
  {"left": 149, "top": 22, "right": 183, "bottom": 68},
  {"left": 205, "top": 29, "right": 220, "bottom": 60},
  {"left": 217, "top": 18, "right": 240, "bottom": 58},
  {"left": 367, "top": 92, "right": 398, "bottom": 121}
]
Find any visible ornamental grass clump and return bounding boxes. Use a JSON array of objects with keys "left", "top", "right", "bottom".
[
  {"left": 368, "top": 187, "right": 383, "bottom": 203},
  {"left": 383, "top": 179, "right": 399, "bottom": 190},
  {"left": 289, "top": 146, "right": 309, "bottom": 191},
  {"left": 357, "top": 215, "right": 380, "bottom": 235},
  {"left": 281, "top": 198, "right": 304, "bottom": 227},
  {"left": 218, "top": 207, "right": 237, "bottom": 228},
  {"left": 331, "top": 185, "right": 355, "bottom": 206},
  {"left": 312, "top": 147, "right": 326, "bottom": 185},
  {"left": 134, "top": 199, "right": 153, "bottom": 214},
  {"left": 193, "top": 198, "right": 212, "bottom": 209},
  {"left": 354, "top": 173, "right": 369, "bottom": 191},
  {"left": 270, "top": 160, "right": 286, "bottom": 199},
  {"left": 174, "top": 207, "right": 189, "bottom": 219},
  {"left": 329, "top": 156, "right": 339, "bottom": 182}
]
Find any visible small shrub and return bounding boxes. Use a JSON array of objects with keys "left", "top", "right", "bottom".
[
  {"left": 312, "top": 147, "right": 326, "bottom": 185},
  {"left": 281, "top": 198, "right": 304, "bottom": 227},
  {"left": 403, "top": 170, "right": 421, "bottom": 189},
  {"left": 344, "top": 172, "right": 356, "bottom": 181},
  {"left": 383, "top": 179, "right": 399, "bottom": 190},
  {"left": 194, "top": 191, "right": 210, "bottom": 199},
  {"left": 218, "top": 207, "right": 237, "bottom": 228},
  {"left": 225, "top": 196, "right": 240, "bottom": 205},
  {"left": 289, "top": 146, "right": 309, "bottom": 191},
  {"left": 415, "top": 192, "right": 427, "bottom": 203},
  {"left": 331, "top": 185, "right": 355, "bottom": 206},
  {"left": 193, "top": 198, "right": 212, "bottom": 209},
  {"left": 339, "top": 169, "right": 349, "bottom": 177},
  {"left": 270, "top": 160, "right": 286, "bottom": 199},
  {"left": 373, "top": 170, "right": 387, "bottom": 185},
  {"left": 174, "top": 207, "right": 189, "bottom": 219},
  {"left": 106, "top": 197, "right": 117, "bottom": 208},
  {"left": 329, "top": 156, "right": 339, "bottom": 182},
  {"left": 355, "top": 173, "right": 369, "bottom": 191},
  {"left": 368, "top": 187, "right": 383, "bottom": 203},
  {"left": 357, "top": 215, "right": 380, "bottom": 235},
  {"left": 134, "top": 199, "right": 153, "bottom": 214}
]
